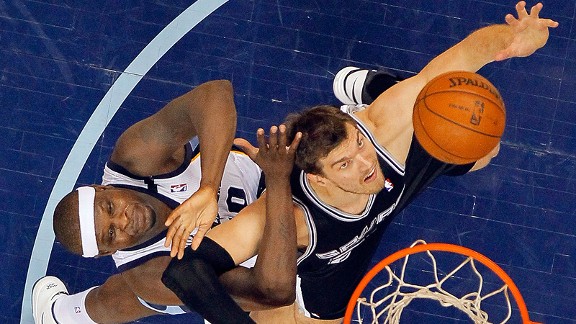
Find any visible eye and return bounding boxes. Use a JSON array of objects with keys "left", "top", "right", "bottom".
[
  {"left": 340, "top": 160, "right": 350, "bottom": 169},
  {"left": 108, "top": 226, "right": 115, "bottom": 239}
]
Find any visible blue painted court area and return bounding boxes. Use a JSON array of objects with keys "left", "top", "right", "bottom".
[{"left": 1, "top": 0, "right": 575, "bottom": 323}]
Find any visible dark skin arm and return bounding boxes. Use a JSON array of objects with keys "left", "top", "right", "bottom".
[
  {"left": 163, "top": 80, "right": 237, "bottom": 253},
  {"left": 223, "top": 125, "right": 302, "bottom": 307},
  {"left": 110, "top": 80, "right": 237, "bottom": 253},
  {"left": 165, "top": 126, "right": 302, "bottom": 319},
  {"left": 85, "top": 257, "right": 180, "bottom": 323}
]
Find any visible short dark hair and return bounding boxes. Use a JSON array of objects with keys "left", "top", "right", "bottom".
[
  {"left": 53, "top": 190, "right": 83, "bottom": 255},
  {"left": 285, "top": 105, "right": 356, "bottom": 174}
]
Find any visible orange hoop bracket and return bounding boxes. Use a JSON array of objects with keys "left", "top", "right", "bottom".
[{"left": 343, "top": 242, "right": 540, "bottom": 324}]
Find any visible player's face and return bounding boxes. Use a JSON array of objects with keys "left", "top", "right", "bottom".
[
  {"left": 318, "top": 124, "right": 385, "bottom": 194},
  {"left": 92, "top": 186, "right": 162, "bottom": 254}
]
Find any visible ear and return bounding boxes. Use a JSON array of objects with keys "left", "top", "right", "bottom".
[{"left": 307, "top": 173, "right": 327, "bottom": 186}]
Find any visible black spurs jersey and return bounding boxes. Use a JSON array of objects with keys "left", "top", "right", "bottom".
[{"left": 293, "top": 115, "right": 473, "bottom": 319}]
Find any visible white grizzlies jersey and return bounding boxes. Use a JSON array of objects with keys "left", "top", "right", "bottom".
[{"left": 102, "top": 138, "right": 263, "bottom": 272}]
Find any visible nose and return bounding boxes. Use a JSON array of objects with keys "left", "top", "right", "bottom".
[
  {"left": 112, "top": 206, "right": 130, "bottom": 230},
  {"left": 356, "top": 152, "right": 371, "bottom": 170}
]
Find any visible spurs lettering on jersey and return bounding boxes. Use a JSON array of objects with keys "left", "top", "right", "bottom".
[{"left": 315, "top": 206, "right": 395, "bottom": 264}]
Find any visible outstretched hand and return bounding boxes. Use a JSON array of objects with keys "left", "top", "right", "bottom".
[
  {"left": 234, "top": 125, "right": 302, "bottom": 179},
  {"left": 164, "top": 186, "right": 218, "bottom": 259},
  {"left": 495, "top": 1, "right": 559, "bottom": 61}
]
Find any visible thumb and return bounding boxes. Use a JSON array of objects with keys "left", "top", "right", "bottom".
[{"left": 165, "top": 208, "right": 179, "bottom": 226}]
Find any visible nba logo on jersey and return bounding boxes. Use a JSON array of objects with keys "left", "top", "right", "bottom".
[
  {"left": 170, "top": 184, "right": 188, "bottom": 192},
  {"left": 384, "top": 178, "right": 394, "bottom": 192}
]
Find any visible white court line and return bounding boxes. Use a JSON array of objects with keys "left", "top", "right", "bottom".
[{"left": 20, "top": 1, "right": 228, "bottom": 322}]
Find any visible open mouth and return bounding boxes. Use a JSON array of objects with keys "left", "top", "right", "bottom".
[{"left": 364, "top": 167, "right": 376, "bottom": 183}]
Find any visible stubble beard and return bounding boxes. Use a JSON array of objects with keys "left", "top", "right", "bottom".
[{"left": 335, "top": 176, "right": 385, "bottom": 195}]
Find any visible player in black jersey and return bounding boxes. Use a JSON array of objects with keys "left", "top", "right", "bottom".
[{"left": 162, "top": 2, "right": 558, "bottom": 323}]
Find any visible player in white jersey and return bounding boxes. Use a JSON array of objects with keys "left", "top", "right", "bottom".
[
  {"left": 31, "top": 80, "right": 264, "bottom": 323},
  {"left": 103, "top": 142, "right": 263, "bottom": 273},
  {"left": 161, "top": 3, "right": 558, "bottom": 323}
]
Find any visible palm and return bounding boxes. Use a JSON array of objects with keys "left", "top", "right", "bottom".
[
  {"left": 234, "top": 126, "right": 301, "bottom": 179},
  {"left": 164, "top": 187, "right": 218, "bottom": 259},
  {"left": 496, "top": 2, "right": 558, "bottom": 61}
]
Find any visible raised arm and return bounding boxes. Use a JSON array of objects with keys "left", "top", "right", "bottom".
[
  {"left": 417, "top": 2, "right": 557, "bottom": 84},
  {"left": 161, "top": 126, "right": 302, "bottom": 323},
  {"left": 163, "top": 80, "right": 237, "bottom": 253},
  {"left": 111, "top": 80, "right": 237, "bottom": 253},
  {"left": 223, "top": 126, "right": 302, "bottom": 307},
  {"left": 111, "top": 80, "right": 235, "bottom": 175},
  {"left": 363, "top": 1, "right": 558, "bottom": 163}
]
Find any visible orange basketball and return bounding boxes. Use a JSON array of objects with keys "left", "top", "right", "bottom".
[{"left": 412, "top": 71, "right": 506, "bottom": 164}]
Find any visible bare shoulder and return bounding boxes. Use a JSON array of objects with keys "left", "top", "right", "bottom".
[
  {"left": 119, "top": 256, "right": 183, "bottom": 305},
  {"left": 122, "top": 256, "right": 172, "bottom": 283},
  {"left": 293, "top": 203, "right": 310, "bottom": 249},
  {"left": 363, "top": 75, "right": 427, "bottom": 129},
  {"left": 121, "top": 257, "right": 171, "bottom": 294},
  {"left": 358, "top": 75, "right": 429, "bottom": 164},
  {"left": 110, "top": 118, "right": 186, "bottom": 176}
]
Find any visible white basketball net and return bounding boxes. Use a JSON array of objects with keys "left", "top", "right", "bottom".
[{"left": 354, "top": 241, "right": 513, "bottom": 324}]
